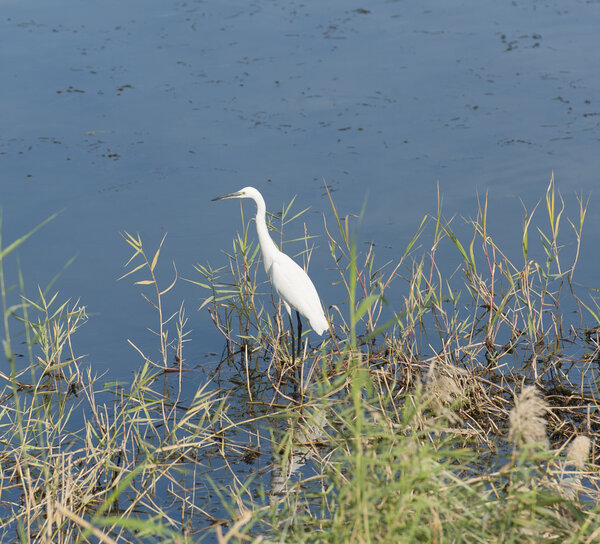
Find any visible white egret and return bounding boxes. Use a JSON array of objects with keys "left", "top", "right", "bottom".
[{"left": 212, "top": 187, "right": 328, "bottom": 360}]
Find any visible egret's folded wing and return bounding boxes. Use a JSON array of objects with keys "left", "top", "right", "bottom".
[{"left": 270, "top": 254, "right": 328, "bottom": 335}]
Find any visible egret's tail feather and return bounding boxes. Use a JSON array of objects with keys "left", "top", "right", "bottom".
[{"left": 310, "top": 313, "right": 329, "bottom": 336}]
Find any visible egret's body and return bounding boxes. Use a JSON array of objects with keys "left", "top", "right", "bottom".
[{"left": 212, "top": 187, "right": 328, "bottom": 355}]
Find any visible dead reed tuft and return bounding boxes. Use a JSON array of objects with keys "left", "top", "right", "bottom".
[
  {"left": 566, "top": 435, "right": 591, "bottom": 469},
  {"left": 555, "top": 435, "right": 592, "bottom": 500},
  {"left": 508, "top": 385, "right": 549, "bottom": 449},
  {"left": 425, "top": 361, "right": 468, "bottom": 423}
]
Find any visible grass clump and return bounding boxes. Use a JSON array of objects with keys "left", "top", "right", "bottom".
[
  {"left": 203, "top": 177, "right": 600, "bottom": 543},
  {"left": 0, "top": 223, "right": 224, "bottom": 542},
  {"left": 1, "top": 175, "right": 599, "bottom": 543}
]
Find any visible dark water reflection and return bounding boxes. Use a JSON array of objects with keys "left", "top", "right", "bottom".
[{"left": 2, "top": 0, "right": 599, "bottom": 384}]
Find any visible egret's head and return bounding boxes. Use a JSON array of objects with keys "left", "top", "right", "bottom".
[{"left": 212, "top": 186, "right": 261, "bottom": 202}]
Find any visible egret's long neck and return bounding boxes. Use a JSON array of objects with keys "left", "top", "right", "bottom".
[{"left": 253, "top": 193, "right": 278, "bottom": 273}]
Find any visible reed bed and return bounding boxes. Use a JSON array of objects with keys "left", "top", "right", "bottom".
[{"left": 1, "top": 177, "right": 599, "bottom": 543}]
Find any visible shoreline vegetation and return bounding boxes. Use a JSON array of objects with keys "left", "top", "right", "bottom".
[{"left": 1, "top": 177, "right": 599, "bottom": 542}]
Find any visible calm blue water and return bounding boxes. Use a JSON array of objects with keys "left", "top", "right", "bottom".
[{"left": 2, "top": 0, "right": 599, "bottom": 379}]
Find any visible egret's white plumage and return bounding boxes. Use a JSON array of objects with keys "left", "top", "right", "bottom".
[{"left": 212, "top": 186, "right": 328, "bottom": 336}]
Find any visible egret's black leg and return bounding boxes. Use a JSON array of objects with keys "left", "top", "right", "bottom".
[
  {"left": 288, "top": 312, "right": 296, "bottom": 366},
  {"left": 296, "top": 311, "right": 302, "bottom": 356}
]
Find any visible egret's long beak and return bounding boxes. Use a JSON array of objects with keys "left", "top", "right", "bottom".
[{"left": 211, "top": 191, "right": 242, "bottom": 202}]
